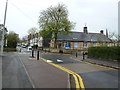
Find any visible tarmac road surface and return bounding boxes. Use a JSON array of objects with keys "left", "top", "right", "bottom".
[
  {"left": 40, "top": 52, "right": 120, "bottom": 89},
  {"left": 2, "top": 52, "right": 33, "bottom": 88},
  {"left": 2, "top": 52, "right": 68, "bottom": 88},
  {"left": 3, "top": 51, "right": 119, "bottom": 89}
]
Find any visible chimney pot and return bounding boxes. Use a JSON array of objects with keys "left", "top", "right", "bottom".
[
  {"left": 100, "top": 30, "right": 104, "bottom": 34},
  {"left": 83, "top": 27, "right": 88, "bottom": 34}
]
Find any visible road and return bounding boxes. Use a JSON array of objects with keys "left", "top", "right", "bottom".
[
  {"left": 40, "top": 52, "right": 120, "bottom": 89},
  {"left": 2, "top": 52, "right": 33, "bottom": 88},
  {"left": 2, "top": 51, "right": 120, "bottom": 89},
  {"left": 2, "top": 52, "right": 68, "bottom": 88},
  {"left": 19, "top": 52, "right": 68, "bottom": 88}
]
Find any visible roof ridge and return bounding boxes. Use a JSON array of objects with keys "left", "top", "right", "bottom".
[{"left": 88, "top": 32, "right": 100, "bottom": 34}]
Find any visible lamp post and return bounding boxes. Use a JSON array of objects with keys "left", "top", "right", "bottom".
[{"left": 0, "top": 0, "right": 8, "bottom": 56}]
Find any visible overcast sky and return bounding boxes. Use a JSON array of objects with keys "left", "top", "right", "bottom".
[{"left": 0, "top": 0, "right": 119, "bottom": 38}]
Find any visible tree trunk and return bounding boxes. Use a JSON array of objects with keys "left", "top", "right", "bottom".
[
  {"left": 54, "top": 33, "right": 57, "bottom": 48},
  {"left": 54, "top": 39, "right": 57, "bottom": 48}
]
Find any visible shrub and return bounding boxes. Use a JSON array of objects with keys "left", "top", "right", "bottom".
[
  {"left": 88, "top": 46, "right": 120, "bottom": 60},
  {"left": 4, "top": 47, "right": 17, "bottom": 52}
]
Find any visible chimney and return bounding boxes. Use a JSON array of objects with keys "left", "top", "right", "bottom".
[
  {"left": 83, "top": 26, "right": 88, "bottom": 34},
  {"left": 100, "top": 30, "right": 104, "bottom": 34},
  {"left": 106, "top": 29, "right": 108, "bottom": 37}
]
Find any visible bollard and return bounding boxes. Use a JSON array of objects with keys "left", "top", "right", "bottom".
[
  {"left": 45, "top": 48, "right": 46, "bottom": 53},
  {"left": 49, "top": 47, "right": 50, "bottom": 52},
  {"left": 32, "top": 50, "right": 34, "bottom": 58},
  {"left": 20, "top": 48, "right": 21, "bottom": 52},
  {"left": 37, "top": 50, "right": 39, "bottom": 60},
  {"left": 45, "top": 49, "right": 46, "bottom": 52},
  {"left": 76, "top": 52, "right": 77, "bottom": 57},
  {"left": 83, "top": 52, "right": 85, "bottom": 60}
]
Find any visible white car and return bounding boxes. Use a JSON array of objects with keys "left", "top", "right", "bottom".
[
  {"left": 16, "top": 46, "right": 21, "bottom": 51},
  {"left": 27, "top": 46, "right": 32, "bottom": 51}
]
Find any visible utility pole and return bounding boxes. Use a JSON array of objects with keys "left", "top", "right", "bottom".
[
  {"left": 0, "top": 0, "right": 8, "bottom": 56},
  {"left": 0, "top": 1, "right": 8, "bottom": 89}
]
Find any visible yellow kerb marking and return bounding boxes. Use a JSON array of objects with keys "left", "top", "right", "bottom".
[
  {"left": 40, "top": 57, "right": 85, "bottom": 90},
  {"left": 71, "top": 57, "right": 118, "bottom": 71}
]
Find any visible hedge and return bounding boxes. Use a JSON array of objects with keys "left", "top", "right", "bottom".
[
  {"left": 88, "top": 46, "right": 120, "bottom": 60},
  {"left": 4, "top": 47, "right": 17, "bottom": 52}
]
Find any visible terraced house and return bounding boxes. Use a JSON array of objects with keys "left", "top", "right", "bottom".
[
  {"left": 28, "top": 33, "right": 43, "bottom": 47},
  {"left": 50, "top": 26, "right": 113, "bottom": 50}
]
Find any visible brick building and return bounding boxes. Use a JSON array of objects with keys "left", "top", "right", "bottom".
[{"left": 50, "top": 26, "right": 112, "bottom": 49}]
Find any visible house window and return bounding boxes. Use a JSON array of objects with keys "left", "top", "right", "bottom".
[
  {"left": 65, "top": 42, "right": 71, "bottom": 49},
  {"left": 91, "top": 42, "right": 96, "bottom": 46},
  {"left": 84, "top": 42, "right": 88, "bottom": 48},
  {"left": 68, "top": 42, "right": 71, "bottom": 47},
  {"left": 64, "top": 42, "right": 66, "bottom": 47},
  {"left": 74, "top": 42, "right": 78, "bottom": 48}
]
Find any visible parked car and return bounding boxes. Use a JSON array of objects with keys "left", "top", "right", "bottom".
[
  {"left": 27, "top": 46, "right": 32, "bottom": 51},
  {"left": 22, "top": 46, "right": 27, "bottom": 48},
  {"left": 16, "top": 46, "right": 21, "bottom": 51}
]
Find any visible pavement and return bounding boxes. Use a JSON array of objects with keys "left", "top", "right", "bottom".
[
  {"left": 72, "top": 55, "right": 120, "bottom": 70},
  {"left": 18, "top": 53, "right": 69, "bottom": 88}
]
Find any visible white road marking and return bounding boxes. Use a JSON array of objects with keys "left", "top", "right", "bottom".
[
  {"left": 57, "top": 59, "right": 63, "bottom": 63},
  {"left": 47, "top": 60, "right": 53, "bottom": 63}
]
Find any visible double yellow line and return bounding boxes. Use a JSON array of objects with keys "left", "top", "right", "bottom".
[{"left": 40, "top": 57, "right": 85, "bottom": 90}]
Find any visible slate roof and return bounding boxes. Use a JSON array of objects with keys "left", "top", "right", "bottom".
[{"left": 57, "top": 32, "right": 112, "bottom": 42}]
